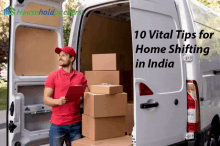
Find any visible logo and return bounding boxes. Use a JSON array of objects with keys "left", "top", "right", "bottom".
[
  {"left": 3, "top": 6, "right": 81, "bottom": 16},
  {"left": 4, "top": 6, "right": 15, "bottom": 16}
]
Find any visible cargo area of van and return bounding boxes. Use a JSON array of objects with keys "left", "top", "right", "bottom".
[
  {"left": 79, "top": 2, "right": 133, "bottom": 102},
  {"left": 73, "top": 2, "right": 135, "bottom": 145}
]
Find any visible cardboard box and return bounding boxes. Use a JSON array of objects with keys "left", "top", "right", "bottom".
[
  {"left": 125, "top": 103, "right": 134, "bottom": 135},
  {"left": 85, "top": 87, "right": 89, "bottom": 92},
  {"left": 92, "top": 53, "right": 125, "bottom": 71},
  {"left": 71, "top": 135, "right": 132, "bottom": 146},
  {"left": 84, "top": 92, "right": 127, "bottom": 118},
  {"left": 85, "top": 71, "right": 120, "bottom": 91},
  {"left": 82, "top": 114, "right": 125, "bottom": 141},
  {"left": 90, "top": 85, "right": 123, "bottom": 95}
]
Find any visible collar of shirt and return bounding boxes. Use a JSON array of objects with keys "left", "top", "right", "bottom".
[{"left": 60, "top": 67, "right": 76, "bottom": 78}]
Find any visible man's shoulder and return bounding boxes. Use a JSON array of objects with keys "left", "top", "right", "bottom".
[
  {"left": 48, "top": 69, "right": 60, "bottom": 77},
  {"left": 75, "top": 70, "right": 85, "bottom": 77}
]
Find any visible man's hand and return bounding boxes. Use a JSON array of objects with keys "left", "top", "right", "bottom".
[{"left": 57, "top": 97, "right": 67, "bottom": 105}]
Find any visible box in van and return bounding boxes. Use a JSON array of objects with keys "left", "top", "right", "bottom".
[
  {"left": 92, "top": 53, "right": 125, "bottom": 71},
  {"left": 85, "top": 71, "right": 120, "bottom": 91},
  {"left": 82, "top": 114, "right": 125, "bottom": 141},
  {"left": 71, "top": 135, "right": 132, "bottom": 146},
  {"left": 83, "top": 92, "right": 127, "bottom": 118},
  {"left": 125, "top": 103, "right": 134, "bottom": 135},
  {"left": 89, "top": 85, "right": 123, "bottom": 94}
]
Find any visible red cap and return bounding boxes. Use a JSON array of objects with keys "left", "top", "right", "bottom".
[{"left": 55, "top": 46, "right": 76, "bottom": 60}]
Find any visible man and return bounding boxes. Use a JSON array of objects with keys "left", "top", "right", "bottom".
[{"left": 44, "top": 46, "right": 88, "bottom": 146}]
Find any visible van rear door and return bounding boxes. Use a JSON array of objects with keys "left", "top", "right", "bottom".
[
  {"left": 130, "top": 0, "right": 187, "bottom": 145},
  {"left": 7, "top": 0, "right": 64, "bottom": 145},
  {"left": 68, "top": 5, "right": 84, "bottom": 70}
]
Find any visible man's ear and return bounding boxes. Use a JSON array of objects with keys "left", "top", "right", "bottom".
[{"left": 71, "top": 57, "right": 75, "bottom": 64}]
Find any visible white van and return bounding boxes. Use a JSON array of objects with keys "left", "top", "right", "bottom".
[{"left": 7, "top": 0, "right": 220, "bottom": 145}]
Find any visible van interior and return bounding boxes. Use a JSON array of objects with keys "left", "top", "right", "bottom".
[{"left": 80, "top": 2, "right": 134, "bottom": 102}]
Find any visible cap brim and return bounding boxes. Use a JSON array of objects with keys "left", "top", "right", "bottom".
[{"left": 55, "top": 47, "right": 62, "bottom": 54}]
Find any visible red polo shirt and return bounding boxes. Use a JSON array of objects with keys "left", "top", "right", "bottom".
[{"left": 44, "top": 67, "right": 88, "bottom": 125}]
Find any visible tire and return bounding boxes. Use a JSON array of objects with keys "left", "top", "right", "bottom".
[
  {"left": 217, "top": 140, "right": 220, "bottom": 146},
  {"left": 213, "top": 124, "right": 220, "bottom": 146}
]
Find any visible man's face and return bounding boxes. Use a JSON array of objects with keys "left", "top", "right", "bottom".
[{"left": 58, "top": 51, "right": 74, "bottom": 67}]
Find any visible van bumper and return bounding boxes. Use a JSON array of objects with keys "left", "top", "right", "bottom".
[
  {"left": 187, "top": 124, "right": 212, "bottom": 146},
  {"left": 169, "top": 139, "right": 201, "bottom": 146},
  {"left": 169, "top": 125, "right": 212, "bottom": 146},
  {"left": 186, "top": 140, "right": 201, "bottom": 146}
]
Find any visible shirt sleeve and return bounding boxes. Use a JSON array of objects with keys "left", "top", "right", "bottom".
[
  {"left": 81, "top": 74, "right": 88, "bottom": 87},
  {"left": 44, "top": 72, "right": 55, "bottom": 89}
]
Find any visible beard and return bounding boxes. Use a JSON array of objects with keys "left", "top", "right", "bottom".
[{"left": 59, "top": 60, "right": 71, "bottom": 67}]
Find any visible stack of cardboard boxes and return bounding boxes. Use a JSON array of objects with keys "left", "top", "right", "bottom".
[
  {"left": 82, "top": 84, "right": 127, "bottom": 140},
  {"left": 72, "top": 54, "right": 133, "bottom": 146},
  {"left": 84, "top": 53, "right": 124, "bottom": 92}
]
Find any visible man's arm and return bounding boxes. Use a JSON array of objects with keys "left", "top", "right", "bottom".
[
  {"left": 44, "top": 88, "right": 59, "bottom": 107},
  {"left": 44, "top": 88, "right": 67, "bottom": 107}
]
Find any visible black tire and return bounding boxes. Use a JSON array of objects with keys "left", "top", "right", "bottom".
[
  {"left": 213, "top": 124, "right": 220, "bottom": 145},
  {"left": 217, "top": 140, "right": 220, "bottom": 146}
]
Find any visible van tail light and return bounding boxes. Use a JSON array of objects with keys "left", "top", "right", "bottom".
[
  {"left": 187, "top": 80, "right": 200, "bottom": 132},
  {"left": 139, "top": 83, "right": 153, "bottom": 95}
]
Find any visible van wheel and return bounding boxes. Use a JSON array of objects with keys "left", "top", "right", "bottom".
[{"left": 217, "top": 140, "right": 220, "bottom": 146}]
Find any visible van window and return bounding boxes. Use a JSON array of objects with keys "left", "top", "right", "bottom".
[
  {"left": 212, "top": 15, "right": 220, "bottom": 32},
  {"left": 189, "top": 0, "right": 214, "bottom": 28},
  {"left": 194, "top": 23, "right": 220, "bottom": 73}
]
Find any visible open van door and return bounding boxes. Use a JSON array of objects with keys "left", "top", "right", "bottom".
[
  {"left": 68, "top": 5, "right": 84, "bottom": 71},
  {"left": 7, "top": 0, "right": 64, "bottom": 145},
  {"left": 130, "top": 0, "right": 187, "bottom": 145}
]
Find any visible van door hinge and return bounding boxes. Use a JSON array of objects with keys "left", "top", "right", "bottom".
[
  {"left": 8, "top": 120, "right": 17, "bottom": 133},
  {"left": 183, "top": 55, "right": 193, "bottom": 62},
  {"left": 132, "top": 134, "right": 136, "bottom": 145}
]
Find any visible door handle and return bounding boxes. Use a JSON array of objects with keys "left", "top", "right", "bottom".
[
  {"left": 140, "top": 102, "right": 159, "bottom": 109},
  {"left": 213, "top": 70, "right": 220, "bottom": 75},
  {"left": 10, "top": 102, "right": 14, "bottom": 116}
]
